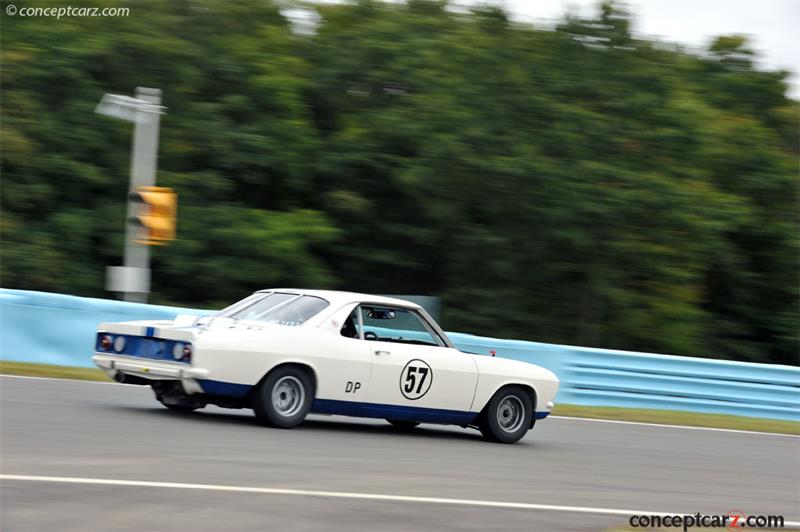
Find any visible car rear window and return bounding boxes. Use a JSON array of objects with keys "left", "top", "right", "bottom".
[
  {"left": 221, "top": 293, "right": 329, "bottom": 326},
  {"left": 219, "top": 292, "right": 297, "bottom": 320},
  {"left": 260, "top": 295, "right": 330, "bottom": 326}
]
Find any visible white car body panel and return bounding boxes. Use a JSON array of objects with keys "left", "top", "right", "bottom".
[
  {"left": 94, "top": 289, "right": 560, "bottom": 426},
  {"left": 470, "top": 355, "right": 560, "bottom": 415},
  {"left": 365, "top": 342, "right": 478, "bottom": 412}
]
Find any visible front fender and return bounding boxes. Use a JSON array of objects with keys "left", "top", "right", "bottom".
[{"left": 471, "top": 355, "right": 559, "bottom": 417}]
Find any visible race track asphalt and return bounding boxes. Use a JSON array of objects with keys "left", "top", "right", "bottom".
[{"left": 1, "top": 376, "right": 798, "bottom": 531}]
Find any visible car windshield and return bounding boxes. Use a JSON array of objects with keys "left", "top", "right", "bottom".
[{"left": 218, "top": 293, "right": 329, "bottom": 326}]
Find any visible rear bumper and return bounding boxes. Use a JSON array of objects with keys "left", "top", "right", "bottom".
[{"left": 93, "top": 353, "right": 209, "bottom": 382}]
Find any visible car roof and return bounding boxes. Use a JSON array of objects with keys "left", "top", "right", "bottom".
[{"left": 255, "top": 289, "right": 423, "bottom": 310}]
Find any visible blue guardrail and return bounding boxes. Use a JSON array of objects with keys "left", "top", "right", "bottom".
[{"left": 2, "top": 288, "right": 798, "bottom": 421}]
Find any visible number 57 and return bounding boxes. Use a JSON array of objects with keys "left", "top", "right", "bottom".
[{"left": 404, "top": 366, "right": 429, "bottom": 394}]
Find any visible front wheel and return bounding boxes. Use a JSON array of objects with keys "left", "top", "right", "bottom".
[
  {"left": 386, "top": 419, "right": 420, "bottom": 430},
  {"left": 479, "top": 386, "right": 533, "bottom": 444},
  {"left": 253, "top": 366, "right": 313, "bottom": 428}
]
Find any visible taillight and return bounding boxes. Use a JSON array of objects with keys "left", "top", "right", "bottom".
[
  {"left": 113, "top": 336, "right": 126, "bottom": 353},
  {"left": 100, "top": 335, "right": 112, "bottom": 350}
]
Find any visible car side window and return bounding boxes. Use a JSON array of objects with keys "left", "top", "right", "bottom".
[
  {"left": 360, "top": 306, "right": 444, "bottom": 347},
  {"left": 340, "top": 309, "right": 361, "bottom": 339}
]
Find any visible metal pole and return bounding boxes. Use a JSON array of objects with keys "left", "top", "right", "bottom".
[{"left": 122, "top": 87, "right": 162, "bottom": 302}]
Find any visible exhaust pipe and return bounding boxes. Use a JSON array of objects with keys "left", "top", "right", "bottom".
[{"left": 113, "top": 373, "right": 151, "bottom": 386}]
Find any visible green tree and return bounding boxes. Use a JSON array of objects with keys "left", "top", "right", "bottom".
[{"left": 1, "top": 0, "right": 796, "bottom": 364}]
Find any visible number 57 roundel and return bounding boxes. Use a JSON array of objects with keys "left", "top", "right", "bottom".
[{"left": 400, "top": 359, "right": 432, "bottom": 400}]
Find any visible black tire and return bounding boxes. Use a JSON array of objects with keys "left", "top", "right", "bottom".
[
  {"left": 253, "top": 366, "right": 313, "bottom": 428},
  {"left": 386, "top": 419, "right": 420, "bottom": 430},
  {"left": 479, "top": 386, "right": 533, "bottom": 444}
]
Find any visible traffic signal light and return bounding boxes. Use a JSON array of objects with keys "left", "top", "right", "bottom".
[{"left": 128, "top": 186, "right": 177, "bottom": 245}]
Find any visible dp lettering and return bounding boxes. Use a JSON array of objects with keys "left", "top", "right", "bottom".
[{"left": 345, "top": 381, "right": 361, "bottom": 393}]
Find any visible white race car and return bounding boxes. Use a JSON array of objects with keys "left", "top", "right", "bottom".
[{"left": 94, "top": 289, "right": 559, "bottom": 443}]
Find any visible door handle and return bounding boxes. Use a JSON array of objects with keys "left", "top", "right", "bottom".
[{"left": 374, "top": 350, "right": 391, "bottom": 356}]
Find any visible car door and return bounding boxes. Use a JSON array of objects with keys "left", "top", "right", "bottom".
[
  {"left": 361, "top": 305, "right": 478, "bottom": 414},
  {"left": 310, "top": 304, "right": 373, "bottom": 405}
]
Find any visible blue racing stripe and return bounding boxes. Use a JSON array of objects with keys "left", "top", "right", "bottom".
[
  {"left": 312, "top": 398, "right": 477, "bottom": 425},
  {"left": 198, "top": 380, "right": 252, "bottom": 397}
]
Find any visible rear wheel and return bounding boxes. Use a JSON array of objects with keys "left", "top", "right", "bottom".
[
  {"left": 253, "top": 366, "right": 313, "bottom": 428},
  {"left": 479, "top": 386, "right": 533, "bottom": 444},
  {"left": 386, "top": 419, "right": 420, "bottom": 430}
]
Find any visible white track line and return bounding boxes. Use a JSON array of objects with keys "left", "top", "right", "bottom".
[
  {"left": 2, "top": 374, "right": 797, "bottom": 438},
  {"left": 8, "top": 473, "right": 798, "bottom": 525},
  {"left": 549, "top": 416, "right": 800, "bottom": 438}
]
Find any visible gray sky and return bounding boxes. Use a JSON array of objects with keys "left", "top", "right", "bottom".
[
  {"left": 496, "top": 0, "right": 800, "bottom": 97},
  {"left": 305, "top": 1, "right": 799, "bottom": 97}
]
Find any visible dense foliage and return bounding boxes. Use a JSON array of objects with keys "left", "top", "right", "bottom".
[{"left": 2, "top": 0, "right": 797, "bottom": 364}]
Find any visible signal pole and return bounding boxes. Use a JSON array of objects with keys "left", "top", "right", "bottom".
[
  {"left": 122, "top": 87, "right": 161, "bottom": 303},
  {"left": 96, "top": 87, "right": 165, "bottom": 303}
]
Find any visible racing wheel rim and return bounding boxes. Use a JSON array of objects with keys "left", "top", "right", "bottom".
[
  {"left": 496, "top": 394, "right": 525, "bottom": 433},
  {"left": 271, "top": 376, "right": 305, "bottom": 418}
]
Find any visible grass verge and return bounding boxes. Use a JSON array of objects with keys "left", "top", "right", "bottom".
[
  {"left": 0, "top": 360, "right": 111, "bottom": 382},
  {"left": 2, "top": 360, "right": 797, "bottom": 436},
  {"left": 551, "top": 404, "right": 799, "bottom": 435}
]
